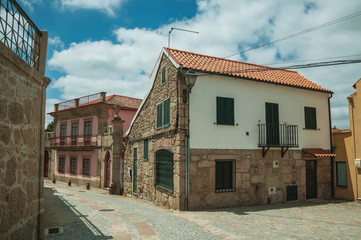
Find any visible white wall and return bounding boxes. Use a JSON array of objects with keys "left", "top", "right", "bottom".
[{"left": 189, "top": 74, "right": 331, "bottom": 150}]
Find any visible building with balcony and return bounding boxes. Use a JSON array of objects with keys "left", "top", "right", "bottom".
[
  {"left": 46, "top": 92, "right": 141, "bottom": 191},
  {"left": 332, "top": 78, "right": 361, "bottom": 201},
  {"left": 124, "top": 48, "right": 335, "bottom": 210}
]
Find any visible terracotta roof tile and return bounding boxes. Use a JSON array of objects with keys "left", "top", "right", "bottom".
[
  {"left": 302, "top": 148, "right": 336, "bottom": 158},
  {"left": 166, "top": 48, "right": 332, "bottom": 93}
]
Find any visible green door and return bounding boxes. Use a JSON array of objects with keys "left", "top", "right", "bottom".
[
  {"left": 266, "top": 102, "right": 279, "bottom": 145},
  {"left": 133, "top": 148, "right": 137, "bottom": 194}
]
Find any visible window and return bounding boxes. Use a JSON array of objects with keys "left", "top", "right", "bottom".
[
  {"left": 71, "top": 122, "right": 78, "bottom": 145},
  {"left": 84, "top": 121, "right": 92, "bottom": 145},
  {"left": 216, "top": 97, "right": 234, "bottom": 125},
  {"left": 83, "top": 158, "right": 90, "bottom": 176},
  {"left": 155, "top": 149, "right": 173, "bottom": 191},
  {"left": 336, "top": 162, "right": 347, "bottom": 187},
  {"left": 304, "top": 107, "right": 317, "bottom": 129},
  {"left": 157, "top": 99, "right": 170, "bottom": 128},
  {"left": 215, "top": 160, "right": 235, "bottom": 192},
  {"left": 70, "top": 158, "right": 77, "bottom": 174},
  {"left": 58, "top": 157, "right": 65, "bottom": 173},
  {"left": 162, "top": 67, "right": 166, "bottom": 85},
  {"left": 143, "top": 139, "right": 149, "bottom": 161},
  {"left": 60, "top": 124, "right": 67, "bottom": 145}
]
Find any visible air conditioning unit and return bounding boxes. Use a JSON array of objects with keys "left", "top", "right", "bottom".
[{"left": 355, "top": 159, "right": 361, "bottom": 168}]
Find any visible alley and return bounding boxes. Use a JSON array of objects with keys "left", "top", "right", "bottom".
[{"left": 44, "top": 180, "right": 361, "bottom": 240}]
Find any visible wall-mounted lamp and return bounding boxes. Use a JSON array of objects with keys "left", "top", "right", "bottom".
[{"left": 183, "top": 69, "right": 198, "bottom": 103}]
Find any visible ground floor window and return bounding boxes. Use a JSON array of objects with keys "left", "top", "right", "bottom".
[
  {"left": 155, "top": 149, "right": 173, "bottom": 191},
  {"left": 58, "top": 157, "right": 65, "bottom": 173},
  {"left": 336, "top": 162, "right": 347, "bottom": 187},
  {"left": 83, "top": 158, "right": 90, "bottom": 176},
  {"left": 70, "top": 158, "right": 77, "bottom": 174},
  {"left": 215, "top": 160, "right": 235, "bottom": 192}
]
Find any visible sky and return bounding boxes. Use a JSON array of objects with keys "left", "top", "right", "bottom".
[{"left": 17, "top": 0, "right": 361, "bottom": 129}]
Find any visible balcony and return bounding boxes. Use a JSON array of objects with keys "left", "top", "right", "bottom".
[
  {"left": 50, "top": 135, "right": 97, "bottom": 149},
  {"left": 258, "top": 123, "right": 298, "bottom": 157}
]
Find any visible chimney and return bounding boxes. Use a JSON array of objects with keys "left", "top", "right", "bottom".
[
  {"left": 54, "top": 104, "right": 59, "bottom": 112},
  {"left": 75, "top": 98, "right": 80, "bottom": 107},
  {"left": 100, "top": 92, "right": 106, "bottom": 102}
]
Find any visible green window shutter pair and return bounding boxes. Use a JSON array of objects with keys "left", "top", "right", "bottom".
[
  {"left": 143, "top": 139, "right": 149, "bottom": 161},
  {"left": 162, "top": 67, "right": 166, "bottom": 84},
  {"left": 216, "top": 97, "right": 234, "bottom": 125},
  {"left": 305, "top": 107, "right": 317, "bottom": 129},
  {"left": 156, "top": 99, "right": 170, "bottom": 128}
]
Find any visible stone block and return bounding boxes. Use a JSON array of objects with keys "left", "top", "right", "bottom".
[
  {"left": 8, "top": 101, "right": 24, "bottom": 125},
  {"left": 242, "top": 181, "right": 251, "bottom": 189},
  {"left": 242, "top": 173, "right": 250, "bottom": 181},
  {"left": 0, "top": 99, "right": 7, "bottom": 121},
  {"left": 198, "top": 160, "right": 214, "bottom": 168},
  {"left": 238, "top": 159, "right": 250, "bottom": 173},
  {"left": 0, "top": 187, "right": 26, "bottom": 232},
  {"left": 4, "top": 156, "right": 17, "bottom": 186},
  {"left": 0, "top": 124, "right": 11, "bottom": 145},
  {"left": 251, "top": 175, "right": 263, "bottom": 183}
]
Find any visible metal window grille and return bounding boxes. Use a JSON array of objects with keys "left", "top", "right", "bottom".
[
  {"left": 215, "top": 160, "right": 235, "bottom": 192},
  {"left": 70, "top": 158, "right": 77, "bottom": 174},
  {"left": 286, "top": 185, "right": 298, "bottom": 201},
  {"left": 58, "top": 157, "right": 65, "bottom": 173},
  {"left": 82, "top": 159, "right": 90, "bottom": 176},
  {"left": 155, "top": 149, "right": 173, "bottom": 191},
  {"left": 0, "top": 0, "right": 42, "bottom": 70}
]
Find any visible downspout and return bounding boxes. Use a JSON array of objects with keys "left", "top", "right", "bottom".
[{"left": 328, "top": 93, "right": 334, "bottom": 198}]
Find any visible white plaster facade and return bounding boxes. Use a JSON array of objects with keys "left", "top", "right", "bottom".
[{"left": 189, "top": 74, "right": 331, "bottom": 150}]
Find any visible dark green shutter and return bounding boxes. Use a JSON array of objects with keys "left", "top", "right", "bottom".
[
  {"left": 164, "top": 99, "right": 170, "bottom": 126},
  {"left": 217, "top": 97, "right": 234, "bottom": 125},
  {"left": 162, "top": 67, "right": 166, "bottom": 84},
  {"left": 157, "top": 103, "right": 163, "bottom": 128},
  {"left": 305, "top": 107, "right": 317, "bottom": 129},
  {"left": 143, "top": 139, "right": 148, "bottom": 161},
  {"left": 156, "top": 150, "right": 173, "bottom": 191}
]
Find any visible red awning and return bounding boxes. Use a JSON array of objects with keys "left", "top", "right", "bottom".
[{"left": 302, "top": 148, "right": 336, "bottom": 158}]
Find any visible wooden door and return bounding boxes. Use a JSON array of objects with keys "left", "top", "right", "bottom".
[
  {"left": 306, "top": 160, "right": 317, "bottom": 199},
  {"left": 133, "top": 148, "right": 137, "bottom": 194},
  {"left": 44, "top": 151, "right": 49, "bottom": 178},
  {"left": 266, "top": 102, "right": 279, "bottom": 145},
  {"left": 105, "top": 152, "right": 110, "bottom": 188}
]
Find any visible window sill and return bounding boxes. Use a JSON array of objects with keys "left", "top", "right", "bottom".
[
  {"left": 336, "top": 185, "right": 347, "bottom": 188},
  {"left": 156, "top": 185, "right": 173, "bottom": 194},
  {"left": 303, "top": 128, "right": 320, "bottom": 131},
  {"left": 216, "top": 188, "right": 235, "bottom": 193}
]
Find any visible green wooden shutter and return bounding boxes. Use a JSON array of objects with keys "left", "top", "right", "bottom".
[
  {"left": 162, "top": 67, "right": 166, "bottom": 84},
  {"left": 157, "top": 103, "right": 163, "bottom": 128},
  {"left": 305, "top": 107, "right": 317, "bottom": 129},
  {"left": 217, "top": 97, "right": 234, "bottom": 125},
  {"left": 143, "top": 139, "right": 148, "bottom": 161},
  {"left": 164, "top": 99, "right": 170, "bottom": 126}
]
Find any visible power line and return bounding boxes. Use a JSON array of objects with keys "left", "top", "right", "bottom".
[
  {"left": 263, "top": 53, "right": 361, "bottom": 66},
  {"left": 223, "top": 10, "right": 361, "bottom": 59}
]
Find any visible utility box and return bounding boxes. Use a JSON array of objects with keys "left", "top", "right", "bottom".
[{"left": 355, "top": 159, "right": 361, "bottom": 168}]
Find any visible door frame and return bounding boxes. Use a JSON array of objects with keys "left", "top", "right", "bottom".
[
  {"left": 133, "top": 148, "right": 137, "bottom": 194},
  {"left": 104, "top": 151, "right": 111, "bottom": 188}
]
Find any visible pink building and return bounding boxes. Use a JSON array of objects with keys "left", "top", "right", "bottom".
[{"left": 46, "top": 92, "right": 141, "bottom": 189}]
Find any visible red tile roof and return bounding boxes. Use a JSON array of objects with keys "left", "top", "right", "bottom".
[
  {"left": 302, "top": 148, "right": 336, "bottom": 158},
  {"left": 165, "top": 48, "right": 332, "bottom": 93}
]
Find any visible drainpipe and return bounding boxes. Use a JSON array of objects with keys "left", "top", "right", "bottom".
[{"left": 328, "top": 93, "right": 334, "bottom": 198}]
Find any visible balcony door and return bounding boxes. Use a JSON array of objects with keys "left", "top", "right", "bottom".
[{"left": 266, "top": 102, "right": 279, "bottom": 145}]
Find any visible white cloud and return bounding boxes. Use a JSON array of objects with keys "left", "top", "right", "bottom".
[
  {"left": 48, "top": 0, "right": 361, "bottom": 129},
  {"left": 45, "top": 98, "right": 60, "bottom": 127},
  {"left": 48, "top": 36, "right": 65, "bottom": 50},
  {"left": 58, "top": 0, "right": 125, "bottom": 16}
]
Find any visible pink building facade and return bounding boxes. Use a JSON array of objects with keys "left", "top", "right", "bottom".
[{"left": 46, "top": 92, "right": 141, "bottom": 189}]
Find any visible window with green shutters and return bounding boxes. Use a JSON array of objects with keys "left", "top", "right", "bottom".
[
  {"left": 155, "top": 149, "right": 173, "bottom": 191},
  {"left": 157, "top": 99, "right": 170, "bottom": 128},
  {"left": 143, "top": 139, "right": 149, "bottom": 161},
  {"left": 304, "top": 107, "right": 317, "bottom": 129},
  {"left": 216, "top": 97, "right": 234, "bottom": 125},
  {"left": 162, "top": 67, "right": 166, "bottom": 85}
]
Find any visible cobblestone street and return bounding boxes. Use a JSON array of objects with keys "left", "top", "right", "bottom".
[{"left": 44, "top": 180, "right": 361, "bottom": 240}]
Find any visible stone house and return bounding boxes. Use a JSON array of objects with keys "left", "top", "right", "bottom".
[
  {"left": 332, "top": 78, "right": 361, "bottom": 201},
  {"left": 46, "top": 93, "right": 141, "bottom": 193},
  {"left": 124, "top": 47, "right": 335, "bottom": 210},
  {"left": 0, "top": 0, "right": 49, "bottom": 238}
]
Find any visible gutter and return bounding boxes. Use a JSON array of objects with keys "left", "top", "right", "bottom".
[{"left": 328, "top": 93, "right": 334, "bottom": 198}]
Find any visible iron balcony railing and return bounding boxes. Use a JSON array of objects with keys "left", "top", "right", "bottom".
[
  {"left": 56, "top": 92, "right": 102, "bottom": 111},
  {"left": 50, "top": 135, "right": 97, "bottom": 147},
  {"left": 258, "top": 123, "right": 298, "bottom": 147},
  {"left": 0, "top": 0, "right": 42, "bottom": 70}
]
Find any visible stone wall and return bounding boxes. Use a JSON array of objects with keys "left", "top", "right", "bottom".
[
  {"left": 188, "top": 149, "right": 331, "bottom": 209},
  {"left": 124, "top": 54, "right": 188, "bottom": 210},
  {"left": 0, "top": 37, "right": 49, "bottom": 239}
]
